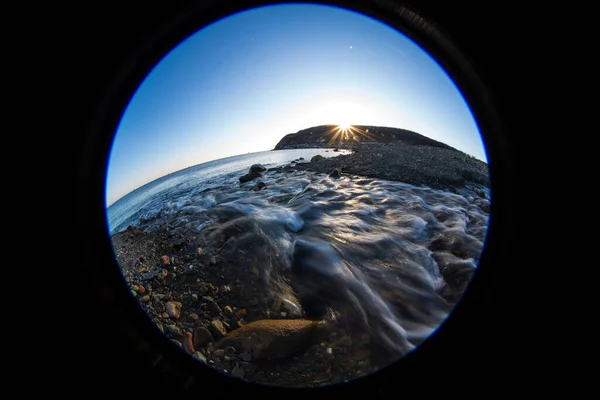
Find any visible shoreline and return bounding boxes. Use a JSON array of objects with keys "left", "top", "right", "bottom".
[
  {"left": 110, "top": 141, "right": 489, "bottom": 387},
  {"left": 292, "top": 142, "right": 489, "bottom": 192}
]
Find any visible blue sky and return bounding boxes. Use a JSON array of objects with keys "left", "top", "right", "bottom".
[{"left": 106, "top": 3, "right": 487, "bottom": 205}]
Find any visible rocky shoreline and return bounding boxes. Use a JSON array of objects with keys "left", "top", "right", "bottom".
[
  {"left": 290, "top": 142, "right": 489, "bottom": 192},
  {"left": 111, "top": 141, "right": 489, "bottom": 387},
  {"left": 113, "top": 224, "right": 386, "bottom": 387}
]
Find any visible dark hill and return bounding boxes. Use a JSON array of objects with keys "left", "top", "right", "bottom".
[{"left": 273, "top": 125, "right": 455, "bottom": 151}]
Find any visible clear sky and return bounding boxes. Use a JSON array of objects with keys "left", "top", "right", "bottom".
[{"left": 106, "top": 3, "right": 487, "bottom": 205}]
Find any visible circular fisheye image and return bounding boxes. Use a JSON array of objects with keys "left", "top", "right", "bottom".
[{"left": 105, "top": 3, "right": 490, "bottom": 388}]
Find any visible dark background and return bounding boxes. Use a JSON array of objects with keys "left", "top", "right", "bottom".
[{"left": 63, "top": 0, "right": 530, "bottom": 396}]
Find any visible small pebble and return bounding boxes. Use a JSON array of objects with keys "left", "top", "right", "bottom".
[
  {"left": 165, "top": 301, "right": 182, "bottom": 319},
  {"left": 183, "top": 332, "right": 195, "bottom": 355},
  {"left": 165, "top": 324, "right": 183, "bottom": 338},
  {"left": 138, "top": 285, "right": 147, "bottom": 295},
  {"left": 160, "top": 255, "right": 170, "bottom": 266}
]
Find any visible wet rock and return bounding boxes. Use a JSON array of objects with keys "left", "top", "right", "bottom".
[
  {"left": 239, "top": 171, "right": 261, "bottom": 183},
  {"left": 214, "top": 319, "right": 325, "bottom": 360},
  {"left": 165, "top": 324, "right": 183, "bottom": 338},
  {"left": 311, "top": 155, "right": 324, "bottom": 163},
  {"left": 208, "top": 320, "right": 227, "bottom": 339},
  {"left": 232, "top": 364, "right": 245, "bottom": 379},
  {"left": 249, "top": 164, "right": 266, "bottom": 173},
  {"left": 251, "top": 181, "right": 267, "bottom": 191},
  {"left": 138, "top": 285, "right": 147, "bottom": 295},
  {"left": 235, "top": 308, "right": 247, "bottom": 319},
  {"left": 188, "top": 313, "right": 199, "bottom": 321},
  {"left": 238, "top": 352, "right": 252, "bottom": 362},
  {"left": 165, "top": 301, "right": 182, "bottom": 319},
  {"left": 141, "top": 295, "right": 151, "bottom": 303},
  {"left": 329, "top": 168, "right": 342, "bottom": 178},
  {"left": 183, "top": 332, "right": 195, "bottom": 354},
  {"left": 197, "top": 247, "right": 205, "bottom": 256},
  {"left": 160, "top": 255, "right": 171, "bottom": 266},
  {"left": 193, "top": 327, "right": 213, "bottom": 348},
  {"left": 203, "top": 297, "right": 222, "bottom": 314}
]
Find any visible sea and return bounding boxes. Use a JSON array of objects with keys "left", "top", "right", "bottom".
[
  {"left": 106, "top": 147, "right": 490, "bottom": 354},
  {"left": 107, "top": 148, "right": 352, "bottom": 235}
]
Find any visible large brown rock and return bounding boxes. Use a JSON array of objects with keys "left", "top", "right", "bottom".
[{"left": 214, "top": 319, "right": 326, "bottom": 360}]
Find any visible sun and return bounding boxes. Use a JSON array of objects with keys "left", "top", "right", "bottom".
[{"left": 338, "top": 123, "right": 352, "bottom": 131}]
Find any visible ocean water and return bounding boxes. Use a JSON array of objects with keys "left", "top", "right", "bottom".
[
  {"left": 107, "top": 148, "right": 350, "bottom": 235},
  {"left": 106, "top": 147, "right": 490, "bottom": 359}
]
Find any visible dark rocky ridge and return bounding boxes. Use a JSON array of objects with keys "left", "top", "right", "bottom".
[
  {"left": 273, "top": 124, "right": 456, "bottom": 151},
  {"left": 269, "top": 142, "right": 489, "bottom": 191}
]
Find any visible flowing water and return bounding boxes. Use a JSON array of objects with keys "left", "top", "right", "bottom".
[{"left": 107, "top": 148, "right": 490, "bottom": 363}]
